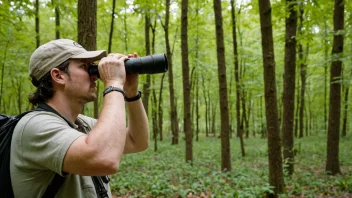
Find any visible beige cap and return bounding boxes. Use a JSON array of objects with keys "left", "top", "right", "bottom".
[{"left": 29, "top": 39, "right": 107, "bottom": 81}]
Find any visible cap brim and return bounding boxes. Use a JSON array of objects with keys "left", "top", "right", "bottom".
[{"left": 71, "top": 50, "right": 107, "bottom": 62}]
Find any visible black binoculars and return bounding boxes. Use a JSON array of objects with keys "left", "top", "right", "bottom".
[{"left": 88, "top": 53, "right": 168, "bottom": 77}]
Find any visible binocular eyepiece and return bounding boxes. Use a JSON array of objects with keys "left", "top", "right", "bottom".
[{"left": 88, "top": 53, "right": 168, "bottom": 77}]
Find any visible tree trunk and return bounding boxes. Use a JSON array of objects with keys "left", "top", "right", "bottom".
[
  {"left": 152, "top": 78, "right": 158, "bottom": 152},
  {"left": 230, "top": 0, "right": 241, "bottom": 140},
  {"left": 258, "top": 0, "right": 285, "bottom": 195},
  {"left": 0, "top": 41, "right": 9, "bottom": 112},
  {"left": 213, "top": 0, "right": 231, "bottom": 171},
  {"left": 298, "top": 4, "right": 307, "bottom": 139},
  {"left": 181, "top": 0, "right": 192, "bottom": 163},
  {"left": 77, "top": 0, "right": 97, "bottom": 52},
  {"left": 202, "top": 76, "right": 209, "bottom": 137},
  {"left": 341, "top": 86, "right": 349, "bottom": 137},
  {"left": 326, "top": 0, "right": 344, "bottom": 175},
  {"left": 142, "top": 14, "right": 151, "bottom": 118},
  {"left": 158, "top": 74, "right": 165, "bottom": 141},
  {"left": 108, "top": 0, "right": 116, "bottom": 54},
  {"left": 123, "top": 1, "right": 128, "bottom": 52},
  {"left": 294, "top": 70, "right": 300, "bottom": 138},
  {"left": 341, "top": 68, "right": 351, "bottom": 137},
  {"left": 324, "top": 21, "right": 329, "bottom": 132},
  {"left": 77, "top": 0, "right": 97, "bottom": 116},
  {"left": 282, "top": 0, "right": 297, "bottom": 176},
  {"left": 51, "top": 0, "right": 60, "bottom": 39},
  {"left": 162, "top": 0, "right": 179, "bottom": 145},
  {"left": 35, "top": 0, "right": 40, "bottom": 47}
]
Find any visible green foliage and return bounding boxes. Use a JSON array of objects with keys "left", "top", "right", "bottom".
[{"left": 110, "top": 135, "right": 352, "bottom": 197}]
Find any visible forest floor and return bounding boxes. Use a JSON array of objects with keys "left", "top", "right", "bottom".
[{"left": 110, "top": 134, "right": 352, "bottom": 198}]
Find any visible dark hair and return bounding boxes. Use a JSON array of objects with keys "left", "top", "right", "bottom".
[{"left": 28, "top": 61, "right": 70, "bottom": 106}]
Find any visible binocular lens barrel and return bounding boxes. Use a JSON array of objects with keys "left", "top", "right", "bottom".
[{"left": 88, "top": 53, "right": 168, "bottom": 77}]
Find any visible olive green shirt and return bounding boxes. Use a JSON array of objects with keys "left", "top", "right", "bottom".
[{"left": 10, "top": 111, "right": 112, "bottom": 198}]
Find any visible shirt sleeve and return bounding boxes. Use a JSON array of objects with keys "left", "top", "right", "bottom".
[{"left": 16, "top": 111, "right": 86, "bottom": 176}]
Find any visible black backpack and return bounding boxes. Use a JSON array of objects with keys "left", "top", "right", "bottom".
[
  {"left": 0, "top": 104, "right": 109, "bottom": 198},
  {"left": 0, "top": 109, "right": 64, "bottom": 198}
]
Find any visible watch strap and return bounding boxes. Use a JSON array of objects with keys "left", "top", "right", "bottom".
[
  {"left": 125, "top": 91, "right": 142, "bottom": 102},
  {"left": 103, "top": 86, "right": 125, "bottom": 97}
]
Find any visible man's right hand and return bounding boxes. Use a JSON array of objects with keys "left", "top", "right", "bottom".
[{"left": 98, "top": 53, "right": 128, "bottom": 88}]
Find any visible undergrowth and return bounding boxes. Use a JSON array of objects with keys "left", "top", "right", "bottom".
[{"left": 110, "top": 134, "right": 352, "bottom": 197}]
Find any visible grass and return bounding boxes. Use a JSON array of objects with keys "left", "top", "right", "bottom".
[{"left": 110, "top": 134, "right": 352, "bottom": 198}]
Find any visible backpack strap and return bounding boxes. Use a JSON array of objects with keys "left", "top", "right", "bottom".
[
  {"left": 41, "top": 174, "right": 65, "bottom": 198},
  {"left": 92, "top": 176, "right": 109, "bottom": 198},
  {"left": 35, "top": 103, "right": 70, "bottom": 197},
  {"left": 76, "top": 117, "right": 110, "bottom": 198},
  {"left": 38, "top": 103, "right": 110, "bottom": 198}
]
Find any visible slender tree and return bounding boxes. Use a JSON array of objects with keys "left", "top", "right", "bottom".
[
  {"left": 35, "top": 0, "right": 40, "bottom": 47},
  {"left": 298, "top": 3, "right": 307, "bottom": 138},
  {"left": 230, "top": 0, "right": 241, "bottom": 139},
  {"left": 51, "top": 0, "right": 60, "bottom": 39},
  {"left": 0, "top": 41, "right": 9, "bottom": 112},
  {"left": 282, "top": 0, "right": 297, "bottom": 176},
  {"left": 161, "top": 0, "right": 179, "bottom": 145},
  {"left": 142, "top": 13, "right": 151, "bottom": 117},
  {"left": 326, "top": 0, "right": 344, "bottom": 175},
  {"left": 181, "top": 0, "right": 192, "bottom": 163},
  {"left": 341, "top": 68, "right": 351, "bottom": 137},
  {"left": 258, "top": 0, "right": 284, "bottom": 195},
  {"left": 108, "top": 0, "right": 116, "bottom": 54},
  {"left": 213, "top": 0, "right": 231, "bottom": 171}
]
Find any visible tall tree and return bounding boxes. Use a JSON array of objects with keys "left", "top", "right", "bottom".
[
  {"left": 78, "top": 0, "right": 97, "bottom": 117},
  {"left": 230, "top": 0, "right": 242, "bottom": 141},
  {"left": 258, "top": 0, "right": 285, "bottom": 195},
  {"left": 142, "top": 13, "right": 151, "bottom": 119},
  {"left": 35, "top": 0, "right": 40, "bottom": 47},
  {"left": 326, "top": 0, "right": 344, "bottom": 175},
  {"left": 162, "top": 0, "right": 178, "bottom": 145},
  {"left": 108, "top": 0, "right": 116, "bottom": 54},
  {"left": 282, "top": 0, "right": 297, "bottom": 176},
  {"left": 213, "top": 0, "right": 231, "bottom": 171},
  {"left": 298, "top": 3, "right": 308, "bottom": 138},
  {"left": 341, "top": 68, "right": 351, "bottom": 137},
  {"left": 161, "top": 0, "right": 179, "bottom": 145},
  {"left": 181, "top": 0, "right": 192, "bottom": 163},
  {"left": 51, "top": 0, "right": 60, "bottom": 39}
]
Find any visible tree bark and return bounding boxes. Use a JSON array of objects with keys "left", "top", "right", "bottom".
[
  {"left": 142, "top": 14, "right": 151, "bottom": 118},
  {"left": 51, "top": 0, "right": 60, "bottom": 39},
  {"left": 230, "top": 0, "right": 241, "bottom": 140},
  {"left": 213, "top": 0, "right": 231, "bottom": 171},
  {"left": 282, "top": 0, "right": 297, "bottom": 176},
  {"left": 258, "top": 0, "right": 285, "bottom": 195},
  {"left": 341, "top": 67, "right": 351, "bottom": 137},
  {"left": 181, "top": 0, "right": 192, "bottom": 163},
  {"left": 326, "top": 0, "right": 344, "bottom": 175},
  {"left": 108, "top": 0, "right": 116, "bottom": 54},
  {"left": 158, "top": 74, "right": 165, "bottom": 141},
  {"left": 35, "top": 0, "right": 40, "bottom": 47},
  {"left": 77, "top": 0, "right": 97, "bottom": 117},
  {"left": 162, "top": 0, "right": 179, "bottom": 145}
]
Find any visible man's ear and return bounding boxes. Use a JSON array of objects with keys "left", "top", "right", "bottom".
[{"left": 50, "top": 68, "right": 66, "bottom": 85}]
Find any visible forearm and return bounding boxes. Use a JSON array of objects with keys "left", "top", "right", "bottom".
[
  {"left": 125, "top": 99, "right": 150, "bottom": 153},
  {"left": 87, "top": 91, "right": 127, "bottom": 159}
]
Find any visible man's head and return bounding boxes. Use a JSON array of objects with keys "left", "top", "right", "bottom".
[
  {"left": 29, "top": 39, "right": 106, "bottom": 81},
  {"left": 28, "top": 39, "right": 107, "bottom": 105}
]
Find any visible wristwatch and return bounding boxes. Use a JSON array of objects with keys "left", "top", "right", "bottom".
[
  {"left": 125, "top": 91, "right": 142, "bottom": 102},
  {"left": 103, "top": 86, "right": 125, "bottom": 97}
]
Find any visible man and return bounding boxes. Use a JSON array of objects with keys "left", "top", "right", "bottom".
[{"left": 10, "top": 39, "right": 149, "bottom": 197}]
